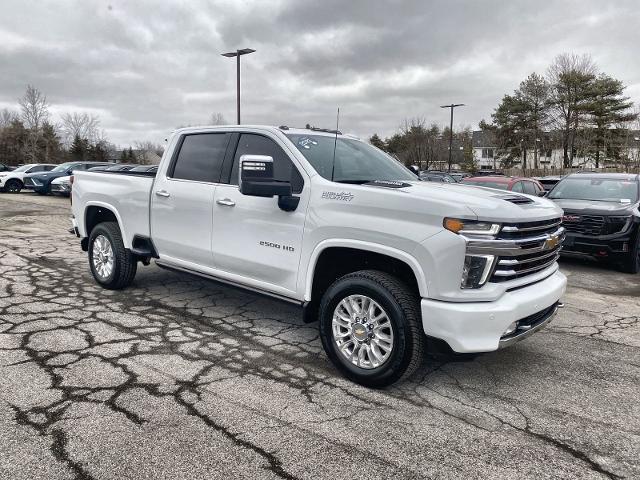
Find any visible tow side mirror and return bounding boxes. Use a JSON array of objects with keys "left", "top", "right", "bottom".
[
  {"left": 239, "top": 155, "right": 291, "bottom": 198},
  {"left": 409, "top": 165, "right": 420, "bottom": 176},
  {"left": 239, "top": 155, "right": 299, "bottom": 211}
]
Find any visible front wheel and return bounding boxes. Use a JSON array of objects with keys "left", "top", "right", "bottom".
[
  {"left": 620, "top": 232, "right": 640, "bottom": 274},
  {"left": 88, "top": 222, "right": 137, "bottom": 289},
  {"left": 319, "top": 270, "right": 425, "bottom": 388},
  {"left": 4, "top": 179, "right": 22, "bottom": 193}
]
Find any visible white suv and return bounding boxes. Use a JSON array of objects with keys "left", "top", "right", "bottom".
[{"left": 0, "top": 163, "right": 56, "bottom": 193}]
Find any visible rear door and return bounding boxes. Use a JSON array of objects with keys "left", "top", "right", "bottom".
[
  {"left": 211, "top": 132, "right": 308, "bottom": 294},
  {"left": 150, "top": 132, "right": 231, "bottom": 266}
]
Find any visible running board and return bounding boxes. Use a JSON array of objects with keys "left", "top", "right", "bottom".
[{"left": 155, "top": 261, "right": 305, "bottom": 307}]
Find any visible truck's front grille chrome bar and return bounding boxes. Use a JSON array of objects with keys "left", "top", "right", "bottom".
[{"left": 464, "top": 220, "right": 564, "bottom": 283}]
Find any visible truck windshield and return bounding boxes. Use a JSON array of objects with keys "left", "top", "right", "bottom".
[
  {"left": 548, "top": 177, "right": 639, "bottom": 203},
  {"left": 286, "top": 134, "right": 416, "bottom": 184}
]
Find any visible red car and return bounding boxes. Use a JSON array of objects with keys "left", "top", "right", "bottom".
[{"left": 461, "top": 176, "right": 546, "bottom": 196}]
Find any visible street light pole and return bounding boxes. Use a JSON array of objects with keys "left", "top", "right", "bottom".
[
  {"left": 221, "top": 48, "right": 256, "bottom": 124},
  {"left": 440, "top": 103, "right": 465, "bottom": 172}
]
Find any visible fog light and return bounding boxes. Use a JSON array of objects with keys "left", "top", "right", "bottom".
[
  {"left": 502, "top": 321, "right": 518, "bottom": 337},
  {"left": 461, "top": 254, "right": 495, "bottom": 289}
]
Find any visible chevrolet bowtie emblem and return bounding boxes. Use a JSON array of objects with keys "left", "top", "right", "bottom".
[{"left": 543, "top": 235, "right": 559, "bottom": 250}]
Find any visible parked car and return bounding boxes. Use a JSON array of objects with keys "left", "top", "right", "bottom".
[
  {"left": 547, "top": 173, "right": 640, "bottom": 273},
  {"left": 449, "top": 172, "right": 472, "bottom": 182},
  {"left": 462, "top": 176, "right": 545, "bottom": 196},
  {"left": 129, "top": 165, "right": 159, "bottom": 173},
  {"left": 23, "top": 161, "right": 111, "bottom": 194},
  {"left": 50, "top": 175, "right": 72, "bottom": 196},
  {"left": 0, "top": 163, "right": 56, "bottom": 193},
  {"left": 535, "top": 175, "right": 563, "bottom": 192},
  {"left": 104, "top": 164, "right": 137, "bottom": 172},
  {"left": 71, "top": 125, "right": 566, "bottom": 387},
  {"left": 0, "top": 163, "right": 16, "bottom": 172},
  {"left": 474, "top": 170, "right": 505, "bottom": 177},
  {"left": 420, "top": 171, "right": 456, "bottom": 183}
]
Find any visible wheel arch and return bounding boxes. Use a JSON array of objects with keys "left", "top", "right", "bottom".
[
  {"left": 84, "top": 202, "right": 129, "bottom": 249},
  {"left": 304, "top": 240, "right": 428, "bottom": 303}
]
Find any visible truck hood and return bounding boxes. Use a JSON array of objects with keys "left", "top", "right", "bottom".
[
  {"left": 398, "top": 181, "right": 562, "bottom": 222},
  {"left": 551, "top": 198, "right": 639, "bottom": 216}
]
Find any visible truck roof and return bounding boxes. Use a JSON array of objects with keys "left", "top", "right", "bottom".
[{"left": 172, "top": 125, "right": 352, "bottom": 139}]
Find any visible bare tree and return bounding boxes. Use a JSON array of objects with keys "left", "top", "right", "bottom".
[
  {"left": 547, "top": 53, "right": 597, "bottom": 167},
  {"left": 0, "top": 108, "right": 19, "bottom": 129},
  {"left": 19, "top": 85, "right": 50, "bottom": 162},
  {"left": 210, "top": 112, "right": 227, "bottom": 125},
  {"left": 60, "top": 112, "right": 100, "bottom": 147},
  {"left": 133, "top": 141, "right": 164, "bottom": 164}
]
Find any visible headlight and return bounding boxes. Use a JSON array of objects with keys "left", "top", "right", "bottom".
[
  {"left": 461, "top": 254, "right": 496, "bottom": 289},
  {"left": 443, "top": 218, "right": 501, "bottom": 236}
]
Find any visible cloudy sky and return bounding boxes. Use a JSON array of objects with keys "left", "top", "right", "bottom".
[{"left": 1, "top": 0, "right": 639, "bottom": 147}]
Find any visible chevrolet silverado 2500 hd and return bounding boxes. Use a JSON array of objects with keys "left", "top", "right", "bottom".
[{"left": 71, "top": 125, "right": 566, "bottom": 387}]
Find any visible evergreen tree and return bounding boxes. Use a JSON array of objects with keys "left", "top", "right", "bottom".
[
  {"left": 369, "top": 133, "right": 386, "bottom": 150},
  {"left": 585, "top": 75, "right": 637, "bottom": 167},
  {"left": 69, "top": 135, "right": 89, "bottom": 161}
]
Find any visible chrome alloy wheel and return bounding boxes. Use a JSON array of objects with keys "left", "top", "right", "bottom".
[
  {"left": 92, "top": 234, "right": 115, "bottom": 280},
  {"left": 331, "top": 295, "right": 394, "bottom": 370}
]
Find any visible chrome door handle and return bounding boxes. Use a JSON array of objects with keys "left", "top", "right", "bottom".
[
  {"left": 155, "top": 190, "right": 170, "bottom": 197},
  {"left": 216, "top": 198, "right": 236, "bottom": 207}
]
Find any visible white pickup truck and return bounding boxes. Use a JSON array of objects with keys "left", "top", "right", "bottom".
[{"left": 71, "top": 125, "right": 566, "bottom": 387}]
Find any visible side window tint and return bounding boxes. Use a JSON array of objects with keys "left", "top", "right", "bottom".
[
  {"left": 231, "top": 134, "right": 303, "bottom": 194},
  {"left": 44, "top": 165, "right": 55, "bottom": 171},
  {"left": 522, "top": 181, "right": 536, "bottom": 195},
  {"left": 171, "top": 133, "right": 229, "bottom": 182},
  {"left": 512, "top": 182, "right": 524, "bottom": 193},
  {"left": 26, "top": 166, "right": 37, "bottom": 173}
]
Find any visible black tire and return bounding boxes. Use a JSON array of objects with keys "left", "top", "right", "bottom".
[
  {"left": 4, "top": 179, "right": 22, "bottom": 193},
  {"left": 88, "top": 222, "right": 137, "bottom": 289},
  {"left": 620, "top": 231, "right": 640, "bottom": 274},
  {"left": 319, "top": 270, "right": 425, "bottom": 388}
]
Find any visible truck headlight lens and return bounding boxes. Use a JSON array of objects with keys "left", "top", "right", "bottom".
[
  {"left": 461, "top": 254, "right": 495, "bottom": 289},
  {"left": 444, "top": 218, "right": 501, "bottom": 236}
]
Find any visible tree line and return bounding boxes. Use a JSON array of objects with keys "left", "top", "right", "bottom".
[
  {"left": 368, "top": 120, "right": 476, "bottom": 172},
  {"left": 481, "top": 53, "right": 638, "bottom": 169},
  {"left": 0, "top": 85, "right": 163, "bottom": 166}
]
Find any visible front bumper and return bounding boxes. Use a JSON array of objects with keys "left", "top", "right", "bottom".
[
  {"left": 51, "top": 183, "right": 71, "bottom": 195},
  {"left": 421, "top": 269, "right": 566, "bottom": 352},
  {"left": 561, "top": 228, "right": 637, "bottom": 259}
]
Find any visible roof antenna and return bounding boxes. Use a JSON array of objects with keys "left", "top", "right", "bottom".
[{"left": 330, "top": 107, "right": 340, "bottom": 182}]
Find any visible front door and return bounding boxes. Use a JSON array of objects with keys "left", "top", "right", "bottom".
[
  {"left": 150, "top": 132, "right": 230, "bottom": 266},
  {"left": 211, "top": 133, "right": 308, "bottom": 295}
]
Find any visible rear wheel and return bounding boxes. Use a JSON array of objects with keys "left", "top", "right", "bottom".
[
  {"left": 88, "top": 222, "right": 137, "bottom": 289},
  {"left": 5, "top": 179, "right": 22, "bottom": 193},
  {"left": 319, "top": 270, "right": 425, "bottom": 388}
]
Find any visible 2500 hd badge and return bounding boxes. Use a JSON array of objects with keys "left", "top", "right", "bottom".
[{"left": 260, "top": 240, "right": 295, "bottom": 252}]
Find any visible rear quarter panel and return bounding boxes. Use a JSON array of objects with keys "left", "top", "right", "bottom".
[{"left": 72, "top": 172, "right": 154, "bottom": 248}]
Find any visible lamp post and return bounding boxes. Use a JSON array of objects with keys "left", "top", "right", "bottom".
[
  {"left": 221, "top": 48, "right": 256, "bottom": 124},
  {"left": 440, "top": 103, "right": 465, "bottom": 172}
]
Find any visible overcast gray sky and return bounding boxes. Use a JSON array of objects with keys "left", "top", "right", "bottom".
[{"left": 1, "top": 0, "right": 639, "bottom": 146}]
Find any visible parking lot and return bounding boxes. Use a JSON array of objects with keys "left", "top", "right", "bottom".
[{"left": 0, "top": 193, "right": 638, "bottom": 479}]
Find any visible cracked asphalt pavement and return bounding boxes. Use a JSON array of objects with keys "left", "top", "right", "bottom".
[{"left": 1, "top": 193, "right": 639, "bottom": 479}]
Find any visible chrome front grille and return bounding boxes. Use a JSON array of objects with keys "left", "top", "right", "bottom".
[{"left": 464, "top": 218, "right": 564, "bottom": 284}]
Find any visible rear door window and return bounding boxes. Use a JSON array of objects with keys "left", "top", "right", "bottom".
[
  {"left": 171, "top": 133, "right": 230, "bottom": 183},
  {"left": 522, "top": 181, "right": 537, "bottom": 195},
  {"left": 512, "top": 182, "right": 524, "bottom": 193}
]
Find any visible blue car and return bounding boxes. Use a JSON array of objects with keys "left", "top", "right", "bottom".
[{"left": 23, "top": 161, "right": 111, "bottom": 194}]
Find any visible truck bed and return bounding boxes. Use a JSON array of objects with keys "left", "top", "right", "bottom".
[{"left": 72, "top": 170, "right": 155, "bottom": 248}]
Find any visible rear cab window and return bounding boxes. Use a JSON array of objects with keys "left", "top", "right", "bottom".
[{"left": 170, "top": 133, "right": 231, "bottom": 183}]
